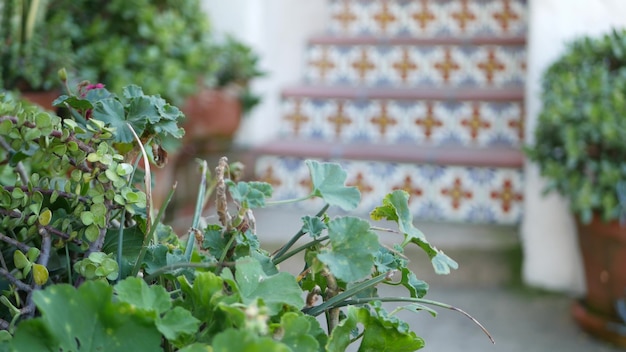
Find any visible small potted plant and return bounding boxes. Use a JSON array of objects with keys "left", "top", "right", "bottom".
[
  {"left": 525, "top": 29, "right": 626, "bottom": 346},
  {"left": 182, "top": 35, "right": 265, "bottom": 151},
  {"left": 0, "top": 76, "right": 493, "bottom": 350},
  {"left": 0, "top": 0, "right": 73, "bottom": 108}
]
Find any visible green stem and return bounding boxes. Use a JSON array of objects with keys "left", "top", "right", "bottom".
[
  {"left": 131, "top": 184, "right": 177, "bottom": 277},
  {"left": 184, "top": 160, "right": 208, "bottom": 260},
  {"left": 335, "top": 297, "right": 495, "bottom": 344},
  {"left": 117, "top": 155, "right": 143, "bottom": 282},
  {"left": 264, "top": 194, "right": 314, "bottom": 206},
  {"left": 143, "top": 261, "right": 220, "bottom": 282},
  {"left": 271, "top": 204, "right": 329, "bottom": 260},
  {"left": 303, "top": 273, "right": 387, "bottom": 317},
  {"left": 217, "top": 232, "right": 237, "bottom": 268},
  {"left": 272, "top": 235, "right": 329, "bottom": 265}
]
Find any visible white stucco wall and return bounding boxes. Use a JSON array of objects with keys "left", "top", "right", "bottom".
[
  {"left": 201, "top": 0, "right": 329, "bottom": 147},
  {"left": 523, "top": 0, "right": 626, "bottom": 293}
]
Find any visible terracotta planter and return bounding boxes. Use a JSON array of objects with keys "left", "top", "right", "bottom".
[
  {"left": 20, "top": 90, "right": 60, "bottom": 111},
  {"left": 181, "top": 88, "right": 242, "bottom": 153},
  {"left": 573, "top": 215, "right": 626, "bottom": 346}
]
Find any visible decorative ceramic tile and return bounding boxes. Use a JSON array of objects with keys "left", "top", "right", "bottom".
[
  {"left": 305, "top": 44, "right": 525, "bottom": 87},
  {"left": 255, "top": 155, "right": 523, "bottom": 224},
  {"left": 328, "top": 0, "right": 527, "bottom": 37},
  {"left": 280, "top": 97, "right": 524, "bottom": 147}
]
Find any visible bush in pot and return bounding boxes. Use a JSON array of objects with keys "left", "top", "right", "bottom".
[
  {"left": 0, "top": 78, "right": 493, "bottom": 351},
  {"left": 525, "top": 29, "right": 626, "bottom": 346}
]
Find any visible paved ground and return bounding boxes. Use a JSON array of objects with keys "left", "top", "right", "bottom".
[{"left": 387, "top": 286, "right": 624, "bottom": 352}]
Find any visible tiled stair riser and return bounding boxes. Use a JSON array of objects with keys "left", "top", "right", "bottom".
[
  {"left": 281, "top": 97, "right": 523, "bottom": 147},
  {"left": 255, "top": 156, "right": 523, "bottom": 224},
  {"left": 306, "top": 44, "right": 525, "bottom": 87},
  {"left": 328, "top": 0, "right": 527, "bottom": 38}
]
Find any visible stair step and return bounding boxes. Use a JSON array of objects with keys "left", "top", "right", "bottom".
[
  {"left": 280, "top": 86, "right": 524, "bottom": 148},
  {"left": 250, "top": 142, "right": 523, "bottom": 224},
  {"left": 253, "top": 140, "right": 523, "bottom": 168},
  {"left": 328, "top": 0, "right": 527, "bottom": 38},
  {"left": 305, "top": 41, "right": 526, "bottom": 88}
]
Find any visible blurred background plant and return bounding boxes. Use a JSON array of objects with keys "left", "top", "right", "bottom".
[{"left": 0, "top": 0, "right": 73, "bottom": 92}]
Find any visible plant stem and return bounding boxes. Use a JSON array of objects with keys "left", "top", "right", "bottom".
[
  {"left": 272, "top": 235, "right": 329, "bottom": 265},
  {"left": 0, "top": 268, "right": 31, "bottom": 292},
  {"left": 217, "top": 232, "right": 237, "bottom": 269},
  {"left": 271, "top": 204, "right": 329, "bottom": 260},
  {"left": 184, "top": 160, "right": 208, "bottom": 260},
  {"left": 131, "top": 183, "right": 177, "bottom": 277},
  {"left": 303, "top": 273, "right": 388, "bottom": 317},
  {"left": 0, "top": 233, "right": 30, "bottom": 252},
  {"left": 143, "top": 261, "right": 222, "bottom": 282},
  {"left": 264, "top": 194, "right": 314, "bottom": 206},
  {"left": 335, "top": 297, "right": 495, "bottom": 344}
]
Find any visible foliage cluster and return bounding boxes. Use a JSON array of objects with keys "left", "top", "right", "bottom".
[
  {"left": 525, "top": 29, "right": 626, "bottom": 223},
  {"left": 1, "top": 0, "right": 264, "bottom": 110},
  {"left": 0, "top": 83, "right": 489, "bottom": 351}
]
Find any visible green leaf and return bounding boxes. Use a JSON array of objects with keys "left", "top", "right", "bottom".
[
  {"left": 316, "top": 217, "right": 379, "bottom": 282},
  {"left": 13, "top": 251, "right": 29, "bottom": 270},
  {"left": 306, "top": 160, "right": 360, "bottom": 211},
  {"left": 226, "top": 180, "right": 272, "bottom": 209},
  {"left": 156, "top": 306, "right": 201, "bottom": 341},
  {"left": 84, "top": 224, "right": 100, "bottom": 242},
  {"left": 275, "top": 312, "right": 320, "bottom": 352},
  {"left": 359, "top": 303, "right": 425, "bottom": 351},
  {"left": 400, "top": 268, "right": 429, "bottom": 298},
  {"left": 80, "top": 211, "right": 94, "bottom": 226},
  {"left": 32, "top": 264, "right": 49, "bottom": 286},
  {"left": 371, "top": 190, "right": 458, "bottom": 275},
  {"left": 231, "top": 257, "right": 304, "bottom": 315},
  {"left": 11, "top": 282, "right": 162, "bottom": 351},
  {"left": 38, "top": 209, "right": 52, "bottom": 226},
  {"left": 328, "top": 304, "right": 424, "bottom": 352},
  {"left": 212, "top": 329, "right": 290, "bottom": 352},
  {"left": 114, "top": 277, "right": 171, "bottom": 315},
  {"left": 92, "top": 98, "right": 146, "bottom": 143},
  {"left": 301, "top": 216, "right": 327, "bottom": 238}
]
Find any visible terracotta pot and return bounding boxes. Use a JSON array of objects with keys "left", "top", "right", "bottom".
[
  {"left": 20, "top": 90, "right": 60, "bottom": 111},
  {"left": 181, "top": 88, "right": 242, "bottom": 142},
  {"left": 574, "top": 215, "right": 626, "bottom": 346}
]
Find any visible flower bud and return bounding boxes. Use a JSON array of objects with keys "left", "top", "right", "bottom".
[{"left": 58, "top": 68, "right": 68, "bottom": 82}]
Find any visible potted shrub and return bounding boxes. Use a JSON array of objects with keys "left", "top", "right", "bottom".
[
  {"left": 0, "top": 0, "right": 73, "bottom": 109},
  {"left": 0, "top": 80, "right": 493, "bottom": 350},
  {"left": 182, "top": 35, "right": 265, "bottom": 153},
  {"left": 525, "top": 29, "right": 626, "bottom": 346}
]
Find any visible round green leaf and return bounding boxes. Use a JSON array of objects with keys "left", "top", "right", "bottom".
[
  {"left": 80, "top": 211, "right": 95, "bottom": 226},
  {"left": 13, "top": 250, "right": 29, "bottom": 269},
  {"left": 85, "top": 224, "right": 100, "bottom": 242},
  {"left": 33, "top": 264, "right": 49, "bottom": 286}
]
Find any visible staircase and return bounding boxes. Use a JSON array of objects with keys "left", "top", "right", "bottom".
[{"left": 251, "top": 0, "right": 527, "bottom": 227}]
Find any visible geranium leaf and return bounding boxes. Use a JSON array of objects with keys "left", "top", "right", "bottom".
[
  {"left": 92, "top": 98, "right": 146, "bottom": 143},
  {"left": 301, "top": 215, "right": 327, "bottom": 238},
  {"left": 359, "top": 302, "right": 425, "bottom": 351},
  {"left": 232, "top": 257, "right": 304, "bottom": 315},
  {"left": 275, "top": 312, "right": 320, "bottom": 352},
  {"left": 306, "top": 160, "right": 360, "bottom": 211},
  {"left": 11, "top": 282, "right": 162, "bottom": 351},
  {"left": 371, "top": 190, "right": 458, "bottom": 275},
  {"left": 114, "top": 277, "right": 171, "bottom": 315},
  {"left": 400, "top": 267, "right": 429, "bottom": 298},
  {"left": 226, "top": 180, "right": 273, "bottom": 209},
  {"left": 156, "top": 306, "right": 201, "bottom": 341},
  {"left": 213, "top": 329, "right": 290, "bottom": 351},
  {"left": 316, "top": 216, "right": 379, "bottom": 282},
  {"left": 127, "top": 96, "right": 160, "bottom": 124}
]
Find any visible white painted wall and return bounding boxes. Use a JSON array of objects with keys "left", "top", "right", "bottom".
[
  {"left": 201, "top": 0, "right": 329, "bottom": 147},
  {"left": 523, "top": 0, "right": 626, "bottom": 293}
]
